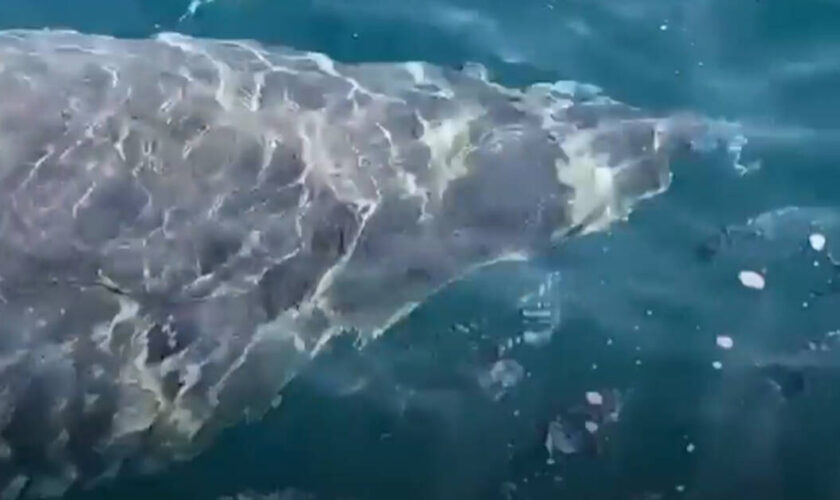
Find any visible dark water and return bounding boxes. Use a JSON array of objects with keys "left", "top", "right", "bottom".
[{"left": 2, "top": 1, "right": 840, "bottom": 499}]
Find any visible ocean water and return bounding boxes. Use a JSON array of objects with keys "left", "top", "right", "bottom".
[{"left": 1, "top": 1, "right": 840, "bottom": 499}]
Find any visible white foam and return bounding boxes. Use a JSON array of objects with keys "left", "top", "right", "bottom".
[
  {"left": 809, "top": 233, "right": 826, "bottom": 251},
  {"left": 738, "top": 270, "right": 766, "bottom": 290},
  {"left": 585, "top": 391, "right": 604, "bottom": 406},
  {"left": 716, "top": 335, "right": 734, "bottom": 350}
]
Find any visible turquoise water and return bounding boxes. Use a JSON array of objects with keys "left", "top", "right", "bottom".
[{"left": 2, "top": 1, "right": 840, "bottom": 499}]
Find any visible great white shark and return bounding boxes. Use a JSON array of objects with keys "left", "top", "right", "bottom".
[{"left": 0, "top": 29, "right": 740, "bottom": 497}]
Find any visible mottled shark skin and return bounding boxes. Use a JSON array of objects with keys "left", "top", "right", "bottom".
[{"left": 0, "top": 29, "right": 721, "bottom": 496}]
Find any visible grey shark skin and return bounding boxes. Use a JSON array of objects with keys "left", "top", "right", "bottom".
[{"left": 0, "top": 29, "right": 721, "bottom": 495}]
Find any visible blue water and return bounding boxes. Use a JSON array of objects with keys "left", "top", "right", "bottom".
[{"left": 3, "top": 1, "right": 840, "bottom": 499}]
